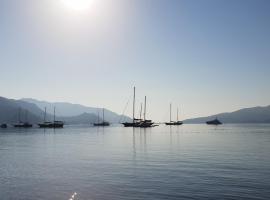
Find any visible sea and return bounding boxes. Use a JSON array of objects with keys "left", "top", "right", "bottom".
[{"left": 0, "top": 124, "right": 270, "bottom": 200}]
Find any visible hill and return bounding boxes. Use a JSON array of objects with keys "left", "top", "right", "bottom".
[
  {"left": 21, "top": 98, "right": 131, "bottom": 123},
  {"left": 0, "top": 97, "right": 99, "bottom": 124},
  {"left": 0, "top": 97, "right": 43, "bottom": 123},
  {"left": 184, "top": 105, "right": 270, "bottom": 124}
]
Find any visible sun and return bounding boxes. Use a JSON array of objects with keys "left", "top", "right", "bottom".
[{"left": 61, "top": 0, "right": 94, "bottom": 11}]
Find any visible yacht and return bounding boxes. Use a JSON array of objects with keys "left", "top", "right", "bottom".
[
  {"left": 122, "top": 87, "right": 142, "bottom": 127},
  {"left": 165, "top": 104, "right": 183, "bottom": 126},
  {"left": 206, "top": 118, "right": 222, "bottom": 125},
  {"left": 38, "top": 107, "right": 64, "bottom": 128},
  {"left": 94, "top": 108, "right": 110, "bottom": 126},
  {"left": 136, "top": 96, "right": 156, "bottom": 128},
  {"left": 13, "top": 109, "right": 33, "bottom": 128}
]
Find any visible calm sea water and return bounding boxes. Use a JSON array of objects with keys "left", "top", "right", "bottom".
[{"left": 0, "top": 124, "right": 270, "bottom": 200}]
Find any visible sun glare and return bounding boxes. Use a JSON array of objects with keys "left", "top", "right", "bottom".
[{"left": 61, "top": 0, "right": 94, "bottom": 11}]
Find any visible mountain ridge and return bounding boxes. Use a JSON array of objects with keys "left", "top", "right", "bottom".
[
  {"left": 1, "top": 96, "right": 269, "bottom": 124},
  {"left": 0, "top": 96, "right": 130, "bottom": 124},
  {"left": 22, "top": 98, "right": 131, "bottom": 123},
  {"left": 184, "top": 105, "right": 270, "bottom": 124}
]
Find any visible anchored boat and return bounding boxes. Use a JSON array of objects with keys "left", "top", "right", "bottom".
[
  {"left": 1, "top": 124, "right": 7, "bottom": 128},
  {"left": 206, "top": 118, "right": 222, "bottom": 125},
  {"left": 13, "top": 109, "right": 33, "bottom": 128},
  {"left": 136, "top": 96, "right": 156, "bottom": 128},
  {"left": 165, "top": 103, "right": 183, "bottom": 126},
  {"left": 122, "top": 87, "right": 143, "bottom": 127},
  {"left": 94, "top": 108, "right": 110, "bottom": 126},
  {"left": 38, "top": 107, "right": 64, "bottom": 128}
]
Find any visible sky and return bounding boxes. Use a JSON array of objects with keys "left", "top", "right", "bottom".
[{"left": 0, "top": 0, "right": 270, "bottom": 121}]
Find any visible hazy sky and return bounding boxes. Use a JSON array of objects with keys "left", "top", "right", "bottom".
[{"left": 0, "top": 0, "right": 270, "bottom": 121}]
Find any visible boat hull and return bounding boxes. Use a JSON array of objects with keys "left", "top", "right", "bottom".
[
  {"left": 38, "top": 121, "right": 64, "bottom": 128},
  {"left": 1, "top": 124, "right": 7, "bottom": 128},
  {"left": 122, "top": 122, "right": 141, "bottom": 127},
  {"left": 165, "top": 121, "right": 183, "bottom": 126},
  {"left": 94, "top": 122, "right": 110, "bottom": 126},
  {"left": 135, "top": 120, "right": 154, "bottom": 128},
  {"left": 206, "top": 119, "right": 222, "bottom": 125},
  {"left": 14, "top": 123, "right": 33, "bottom": 128},
  {"left": 38, "top": 124, "right": 64, "bottom": 128}
]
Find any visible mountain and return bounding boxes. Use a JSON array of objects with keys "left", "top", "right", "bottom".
[
  {"left": 0, "top": 96, "right": 106, "bottom": 124},
  {"left": 184, "top": 105, "right": 270, "bottom": 124},
  {"left": 21, "top": 98, "right": 131, "bottom": 123},
  {"left": 59, "top": 113, "right": 99, "bottom": 125},
  {"left": 0, "top": 97, "right": 43, "bottom": 123}
]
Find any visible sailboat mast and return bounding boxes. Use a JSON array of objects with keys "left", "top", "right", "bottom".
[
  {"left": 170, "top": 103, "right": 172, "bottom": 122},
  {"left": 133, "top": 87, "right": 135, "bottom": 123},
  {"left": 53, "top": 107, "right": 56, "bottom": 122},
  {"left": 44, "top": 107, "right": 47, "bottom": 122},
  {"left": 144, "top": 96, "right": 146, "bottom": 121},
  {"left": 103, "top": 108, "right": 105, "bottom": 122},
  {"left": 18, "top": 108, "right": 21, "bottom": 123},
  {"left": 139, "top": 102, "right": 142, "bottom": 120},
  {"left": 177, "top": 107, "right": 179, "bottom": 121},
  {"left": 25, "top": 110, "right": 28, "bottom": 122}
]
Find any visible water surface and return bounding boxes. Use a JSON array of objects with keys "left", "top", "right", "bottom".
[{"left": 0, "top": 124, "right": 270, "bottom": 200}]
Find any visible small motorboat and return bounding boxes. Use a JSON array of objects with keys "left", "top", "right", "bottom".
[
  {"left": 1, "top": 124, "right": 7, "bottom": 128},
  {"left": 206, "top": 118, "right": 222, "bottom": 125}
]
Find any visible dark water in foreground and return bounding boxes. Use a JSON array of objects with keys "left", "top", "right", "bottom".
[{"left": 0, "top": 124, "right": 270, "bottom": 200}]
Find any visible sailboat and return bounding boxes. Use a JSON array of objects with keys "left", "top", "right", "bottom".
[
  {"left": 165, "top": 104, "right": 183, "bottom": 126},
  {"left": 94, "top": 108, "right": 110, "bottom": 126},
  {"left": 136, "top": 96, "right": 156, "bottom": 128},
  {"left": 38, "top": 107, "right": 64, "bottom": 128},
  {"left": 14, "top": 108, "right": 33, "bottom": 128},
  {"left": 122, "top": 87, "right": 142, "bottom": 127}
]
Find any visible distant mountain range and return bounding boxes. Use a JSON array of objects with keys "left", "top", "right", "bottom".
[
  {"left": 1, "top": 96, "right": 269, "bottom": 124},
  {"left": 0, "top": 96, "right": 131, "bottom": 124},
  {"left": 184, "top": 105, "right": 270, "bottom": 124},
  {"left": 0, "top": 97, "right": 43, "bottom": 123},
  {"left": 21, "top": 98, "right": 130, "bottom": 123}
]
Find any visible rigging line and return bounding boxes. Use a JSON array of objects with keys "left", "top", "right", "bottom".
[{"left": 118, "top": 94, "right": 132, "bottom": 123}]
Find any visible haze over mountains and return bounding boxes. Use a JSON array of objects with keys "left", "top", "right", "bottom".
[
  {"left": 21, "top": 98, "right": 130, "bottom": 123},
  {"left": 0, "top": 96, "right": 269, "bottom": 124},
  {"left": 0, "top": 97, "right": 43, "bottom": 123},
  {"left": 0, "top": 96, "right": 130, "bottom": 124}
]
